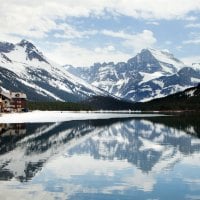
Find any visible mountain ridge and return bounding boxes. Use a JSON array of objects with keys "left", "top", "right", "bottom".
[
  {"left": 66, "top": 48, "right": 200, "bottom": 102},
  {"left": 134, "top": 84, "right": 200, "bottom": 111},
  {"left": 1, "top": 39, "right": 200, "bottom": 104},
  {"left": 0, "top": 39, "right": 108, "bottom": 101}
]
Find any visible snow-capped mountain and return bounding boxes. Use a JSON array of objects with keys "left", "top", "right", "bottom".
[
  {"left": 0, "top": 40, "right": 106, "bottom": 101},
  {"left": 192, "top": 62, "right": 200, "bottom": 71},
  {"left": 2, "top": 40, "right": 199, "bottom": 103},
  {"left": 66, "top": 48, "right": 200, "bottom": 102}
]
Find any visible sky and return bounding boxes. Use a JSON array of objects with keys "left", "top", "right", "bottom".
[{"left": 1, "top": 0, "right": 200, "bottom": 67}]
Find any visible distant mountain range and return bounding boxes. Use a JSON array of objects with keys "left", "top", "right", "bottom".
[
  {"left": 0, "top": 40, "right": 106, "bottom": 101},
  {"left": 0, "top": 39, "right": 200, "bottom": 104},
  {"left": 134, "top": 84, "right": 200, "bottom": 111},
  {"left": 78, "top": 84, "right": 200, "bottom": 111},
  {"left": 66, "top": 48, "right": 200, "bottom": 102}
]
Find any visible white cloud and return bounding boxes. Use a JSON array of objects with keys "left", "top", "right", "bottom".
[
  {"left": 185, "top": 16, "right": 198, "bottom": 21},
  {"left": 183, "top": 39, "right": 200, "bottom": 44},
  {"left": 1, "top": 0, "right": 200, "bottom": 41},
  {"left": 94, "top": 45, "right": 115, "bottom": 53},
  {"left": 183, "top": 38, "right": 200, "bottom": 45},
  {"left": 41, "top": 28, "right": 157, "bottom": 66},
  {"left": 0, "top": 33, "right": 22, "bottom": 44},
  {"left": 112, "top": 0, "right": 200, "bottom": 20},
  {"left": 102, "top": 30, "right": 128, "bottom": 39},
  {"left": 44, "top": 29, "right": 156, "bottom": 66},
  {"left": 0, "top": 0, "right": 200, "bottom": 66},
  {"left": 176, "top": 45, "right": 183, "bottom": 51},
  {"left": 183, "top": 32, "right": 200, "bottom": 45},
  {"left": 146, "top": 21, "right": 160, "bottom": 26},
  {"left": 45, "top": 29, "right": 157, "bottom": 66},
  {"left": 45, "top": 42, "right": 131, "bottom": 67},
  {"left": 185, "top": 23, "right": 200, "bottom": 28},
  {"left": 53, "top": 24, "right": 98, "bottom": 39},
  {"left": 102, "top": 29, "right": 157, "bottom": 52}
]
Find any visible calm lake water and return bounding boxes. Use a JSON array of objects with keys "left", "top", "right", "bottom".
[{"left": 0, "top": 115, "right": 200, "bottom": 200}]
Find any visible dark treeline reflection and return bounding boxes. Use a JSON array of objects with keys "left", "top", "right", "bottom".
[
  {"left": 146, "top": 113, "right": 200, "bottom": 138},
  {"left": 0, "top": 115, "right": 199, "bottom": 182}
]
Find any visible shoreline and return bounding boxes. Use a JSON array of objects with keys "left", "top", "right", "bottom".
[{"left": 0, "top": 110, "right": 166, "bottom": 124}]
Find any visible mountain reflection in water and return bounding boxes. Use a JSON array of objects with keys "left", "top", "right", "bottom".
[{"left": 0, "top": 115, "right": 199, "bottom": 200}]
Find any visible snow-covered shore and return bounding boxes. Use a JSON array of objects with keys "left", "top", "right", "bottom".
[{"left": 0, "top": 111, "right": 164, "bottom": 123}]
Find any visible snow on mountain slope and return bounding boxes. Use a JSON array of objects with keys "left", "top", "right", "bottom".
[
  {"left": 179, "top": 84, "right": 200, "bottom": 98},
  {"left": 147, "top": 48, "right": 184, "bottom": 72},
  {"left": 127, "top": 48, "right": 185, "bottom": 74},
  {"left": 192, "top": 63, "right": 200, "bottom": 71},
  {"left": 0, "top": 40, "right": 106, "bottom": 101},
  {"left": 66, "top": 49, "right": 200, "bottom": 102}
]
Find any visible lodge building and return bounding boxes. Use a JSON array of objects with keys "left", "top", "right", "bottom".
[{"left": 0, "top": 88, "right": 27, "bottom": 112}]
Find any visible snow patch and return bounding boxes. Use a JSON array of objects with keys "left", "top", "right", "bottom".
[
  {"left": 0, "top": 111, "right": 164, "bottom": 123},
  {"left": 191, "top": 77, "right": 200, "bottom": 83},
  {"left": 186, "top": 89, "right": 196, "bottom": 97},
  {"left": 148, "top": 48, "right": 185, "bottom": 71},
  {"left": 140, "top": 71, "right": 163, "bottom": 84}
]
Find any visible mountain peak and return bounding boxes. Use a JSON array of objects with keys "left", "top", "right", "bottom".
[
  {"left": 141, "top": 48, "right": 184, "bottom": 68},
  {"left": 141, "top": 48, "right": 172, "bottom": 54},
  {"left": 141, "top": 48, "right": 173, "bottom": 56},
  {"left": 141, "top": 48, "right": 154, "bottom": 52},
  {"left": 0, "top": 41, "right": 15, "bottom": 53},
  {"left": 17, "top": 39, "right": 48, "bottom": 63},
  {"left": 18, "top": 39, "right": 36, "bottom": 50},
  {"left": 0, "top": 39, "right": 105, "bottom": 102},
  {"left": 126, "top": 47, "right": 185, "bottom": 75},
  {"left": 19, "top": 39, "right": 32, "bottom": 44},
  {"left": 140, "top": 48, "right": 153, "bottom": 54}
]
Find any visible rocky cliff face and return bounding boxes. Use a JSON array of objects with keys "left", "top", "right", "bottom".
[
  {"left": 0, "top": 40, "right": 106, "bottom": 101},
  {"left": 66, "top": 48, "right": 200, "bottom": 102}
]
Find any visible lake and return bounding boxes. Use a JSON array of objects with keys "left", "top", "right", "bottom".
[{"left": 0, "top": 114, "right": 199, "bottom": 200}]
